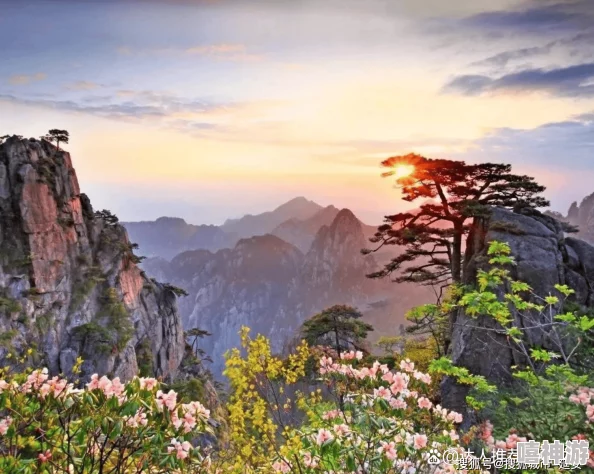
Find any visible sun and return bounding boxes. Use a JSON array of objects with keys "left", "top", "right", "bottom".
[{"left": 392, "top": 164, "right": 415, "bottom": 179}]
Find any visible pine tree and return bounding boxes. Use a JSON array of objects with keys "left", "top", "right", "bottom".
[
  {"left": 301, "top": 305, "right": 373, "bottom": 356},
  {"left": 43, "top": 129, "right": 70, "bottom": 149},
  {"left": 364, "top": 154, "right": 549, "bottom": 288}
]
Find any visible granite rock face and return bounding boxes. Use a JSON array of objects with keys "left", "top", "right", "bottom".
[
  {"left": 443, "top": 206, "right": 594, "bottom": 413},
  {"left": 0, "top": 137, "right": 184, "bottom": 381}
]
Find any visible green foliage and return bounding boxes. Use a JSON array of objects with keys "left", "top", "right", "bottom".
[
  {"left": 71, "top": 322, "right": 113, "bottom": 355},
  {"left": 0, "top": 366, "right": 212, "bottom": 472},
  {"left": 375, "top": 335, "right": 404, "bottom": 355},
  {"left": 100, "top": 287, "right": 134, "bottom": 352},
  {"left": 170, "top": 377, "right": 207, "bottom": 404},
  {"left": 301, "top": 305, "right": 373, "bottom": 355},
  {"left": 34, "top": 311, "right": 54, "bottom": 334},
  {"left": 42, "top": 128, "right": 69, "bottom": 149},
  {"left": 0, "top": 294, "right": 22, "bottom": 314},
  {"left": 94, "top": 209, "right": 119, "bottom": 226},
  {"left": 164, "top": 283, "right": 189, "bottom": 297},
  {"left": 136, "top": 338, "right": 153, "bottom": 377}
]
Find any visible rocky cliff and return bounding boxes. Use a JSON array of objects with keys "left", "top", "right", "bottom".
[
  {"left": 563, "top": 192, "right": 594, "bottom": 244},
  {"left": 443, "top": 206, "right": 594, "bottom": 412},
  {"left": 0, "top": 137, "right": 185, "bottom": 381}
]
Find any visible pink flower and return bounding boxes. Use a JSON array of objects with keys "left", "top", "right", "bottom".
[
  {"left": 333, "top": 424, "right": 350, "bottom": 437},
  {"left": 272, "top": 460, "right": 292, "bottom": 473},
  {"left": 87, "top": 374, "right": 100, "bottom": 390},
  {"left": 315, "top": 429, "right": 334, "bottom": 445},
  {"left": 495, "top": 440, "right": 507, "bottom": 450},
  {"left": 38, "top": 450, "right": 52, "bottom": 463},
  {"left": 413, "top": 434, "right": 427, "bottom": 449},
  {"left": 156, "top": 390, "right": 178, "bottom": 412},
  {"left": 340, "top": 351, "right": 356, "bottom": 360},
  {"left": 413, "top": 371, "right": 432, "bottom": 384},
  {"left": 379, "top": 441, "right": 398, "bottom": 460},
  {"left": 0, "top": 417, "right": 12, "bottom": 435},
  {"left": 505, "top": 433, "right": 527, "bottom": 449},
  {"left": 417, "top": 397, "right": 432, "bottom": 409},
  {"left": 168, "top": 439, "right": 192, "bottom": 460},
  {"left": 390, "top": 398, "right": 407, "bottom": 409},
  {"left": 374, "top": 386, "right": 392, "bottom": 400},
  {"left": 586, "top": 404, "right": 594, "bottom": 421},
  {"left": 447, "top": 411, "right": 463, "bottom": 424},
  {"left": 322, "top": 409, "right": 340, "bottom": 420},
  {"left": 355, "top": 351, "right": 363, "bottom": 360},
  {"left": 390, "top": 373, "right": 408, "bottom": 394},
  {"left": 139, "top": 377, "right": 158, "bottom": 391},
  {"left": 303, "top": 452, "right": 318, "bottom": 468},
  {"left": 400, "top": 359, "right": 415, "bottom": 372}
]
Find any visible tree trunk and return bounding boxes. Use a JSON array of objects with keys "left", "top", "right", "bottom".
[
  {"left": 446, "top": 223, "right": 464, "bottom": 353},
  {"left": 451, "top": 224, "right": 463, "bottom": 283}
]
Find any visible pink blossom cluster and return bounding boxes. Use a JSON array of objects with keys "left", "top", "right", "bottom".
[
  {"left": 156, "top": 389, "right": 178, "bottom": 411},
  {"left": 480, "top": 421, "right": 527, "bottom": 451},
  {"left": 168, "top": 438, "right": 193, "bottom": 460},
  {"left": 124, "top": 409, "right": 148, "bottom": 428},
  {"left": 138, "top": 377, "right": 159, "bottom": 391},
  {"left": 172, "top": 401, "right": 211, "bottom": 433},
  {"left": 87, "top": 374, "right": 125, "bottom": 400},
  {"left": 339, "top": 350, "right": 363, "bottom": 361},
  {"left": 1, "top": 369, "right": 77, "bottom": 400},
  {"left": 569, "top": 386, "right": 594, "bottom": 422}
]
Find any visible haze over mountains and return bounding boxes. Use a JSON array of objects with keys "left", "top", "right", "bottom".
[
  {"left": 124, "top": 199, "right": 433, "bottom": 377},
  {"left": 123, "top": 196, "right": 377, "bottom": 260}
]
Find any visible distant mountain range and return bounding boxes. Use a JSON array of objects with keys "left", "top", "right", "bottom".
[
  {"left": 122, "top": 196, "right": 377, "bottom": 259},
  {"left": 127, "top": 203, "right": 433, "bottom": 377}
]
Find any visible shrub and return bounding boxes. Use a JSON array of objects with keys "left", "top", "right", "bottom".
[{"left": 0, "top": 366, "right": 213, "bottom": 472}]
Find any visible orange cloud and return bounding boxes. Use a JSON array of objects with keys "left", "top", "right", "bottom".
[
  {"left": 185, "top": 43, "right": 263, "bottom": 62},
  {"left": 67, "top": 81, "right": 100, "bottom": 91},
  {"left": 9, "top": 73, "right": 46, "bottom": 85}
]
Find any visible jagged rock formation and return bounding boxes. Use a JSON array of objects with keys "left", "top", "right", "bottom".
[
  {"left": 123, "top": 217, "right": 234, "bottom": 260},
  {"left": 443, "top": 206, "right": 594, "bottom": 413},
  {"left": 563, "top": 193, "right": 594, "bottom": 243},
  {"left": 0, "top": 137, "right": 185, "bottom": 382},
  {"left": 272, "top": 205, "right": 341, "bottom": 252},
  {"left": 145, "top": 209, "right": 432, "bottom": 377}
]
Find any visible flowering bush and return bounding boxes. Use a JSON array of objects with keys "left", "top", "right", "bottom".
[
  {"left": 0, "top": 364, "right": 213, "bottom": 473},
  {"left": 271, "top": 351, "right": 484, "bottom": 473},
  {"left": 223, "top": 327, "right": 310, "bottom": 472}
]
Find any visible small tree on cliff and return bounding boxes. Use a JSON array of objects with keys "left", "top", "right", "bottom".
[
  {"left": 364, "top": 154, "right": 549, "bottom": 288},
  {"left": 301, "top": 305, "right": 373, "bottom": 356},
  {"left": 43, "top": 129, "right": 69, "bottom": 149}
]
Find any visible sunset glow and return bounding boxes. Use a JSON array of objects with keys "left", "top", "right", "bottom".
[
  {"left": 0, "top": 0, "right": 593, "bottom": 224},
  {"left": 392, "top": 165, "right": 415, "bottom": 180}
]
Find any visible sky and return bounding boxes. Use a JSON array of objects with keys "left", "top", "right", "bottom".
[{"left": 1, "top": 0, "right": 593, "bottom": 225}]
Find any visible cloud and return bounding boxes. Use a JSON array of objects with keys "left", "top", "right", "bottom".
[
  {"left": 462, "top": 1, "right": 592, "bottom": 34},
  {"left": 8, "top": 73, "right": 47, "bottom": 85},
  {"left": 0, "top": 92, "right": 225, "bottom": 121},
  {"left": 66, "top": 81, "right": 101, "bottom": 91},
  {"left": 444, "top": 62, "right": 594, "bottom": 97},
  {"left": 185, "top": 43, "right": 263, "bottom": 62},
  {"left": 185, "top": 43, "right": 245, "bottom": 55},
  {"left": 115, "top": 43, "right": 263, "bottom": 62},
  {"left": 462, "top": 113, "right": 594, "bottom": 169},
  {"left": 471, "top": 45, "right": 554, "bottom": 68}
]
